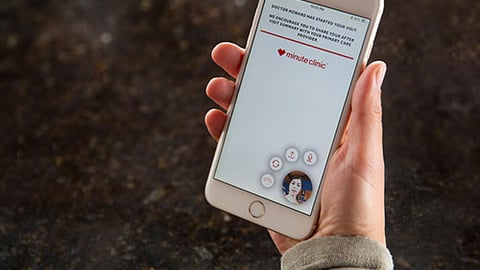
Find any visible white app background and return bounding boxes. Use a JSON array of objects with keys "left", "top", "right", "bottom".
[{"left": 214, "top": 0, "right": 370, "bottom": 215}]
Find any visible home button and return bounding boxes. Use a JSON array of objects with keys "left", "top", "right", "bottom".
[{"left": 249, "top": 201, "right": 265, "bottom": 218}]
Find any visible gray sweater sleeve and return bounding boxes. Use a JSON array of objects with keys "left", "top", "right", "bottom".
[{"left": 281, "top": 236, "right": 393, "bottom": 270}]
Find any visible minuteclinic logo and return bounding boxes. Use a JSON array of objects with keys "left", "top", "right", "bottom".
[{"left": 277, "top": 48, "right": 328, "bottom": 70}]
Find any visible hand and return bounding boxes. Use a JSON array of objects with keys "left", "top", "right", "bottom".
[{"left": 205, "top": 42, "right": 387, "bottom": 254}]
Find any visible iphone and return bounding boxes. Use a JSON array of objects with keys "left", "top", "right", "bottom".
[{"left": 205, "top": 0, "right": 384, "bottom": 239}]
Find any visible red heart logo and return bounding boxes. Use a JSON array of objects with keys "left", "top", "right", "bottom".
[{"left": 278, "top": 48, "right": 286, "bottom": 56}]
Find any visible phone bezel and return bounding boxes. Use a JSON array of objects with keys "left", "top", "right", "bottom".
[{"left": 205, "top": 0, "right": 384, "bottom": 240}]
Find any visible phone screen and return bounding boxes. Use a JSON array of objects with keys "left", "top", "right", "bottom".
[{"left": 214, "top": 0, "right": 371, "bottom": 215}]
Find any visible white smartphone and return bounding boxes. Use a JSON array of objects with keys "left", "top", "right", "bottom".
[{"left": 206, "top": 0, "right": 384, "bottom": 239}]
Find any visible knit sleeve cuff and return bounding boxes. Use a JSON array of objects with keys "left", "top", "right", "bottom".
[{"left": 281, "top": 235, "right": 393, "bottom": 270}]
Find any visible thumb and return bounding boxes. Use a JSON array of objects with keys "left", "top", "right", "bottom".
[{"left": 348, "top": 61, "right": 386, "bottom": 173}]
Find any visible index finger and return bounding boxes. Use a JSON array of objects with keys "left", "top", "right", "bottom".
[{"left": 211, "top": 42, "right": 245, "bottom": 78}]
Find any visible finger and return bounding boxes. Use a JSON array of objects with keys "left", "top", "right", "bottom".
[
  {"left": 211, "top": 42, "right": 245, "bottom": 78},
  {"left": 350, "top": 61, "right": 386, "bottom": 149},
  {"left": 349, "top": 61, "right": 386, "bottom": 178},
  {"left": 204, "top": 109, "right": 227, "bottom": 141},
  {"left": 206, "top": 77, "right": 235, "bottom": 110}
]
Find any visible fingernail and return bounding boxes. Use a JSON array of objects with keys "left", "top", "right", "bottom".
[{"left": 375, "top": 64, "right": 387, "bottom": 91}]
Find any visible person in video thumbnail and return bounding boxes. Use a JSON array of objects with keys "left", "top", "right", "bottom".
[{"left": 282, "top": 171, "right": 312, "bottom": 204}]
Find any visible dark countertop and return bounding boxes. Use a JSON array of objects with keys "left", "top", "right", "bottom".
[{"left": 0, "top": 0, "right": 479, "bottom": 269}]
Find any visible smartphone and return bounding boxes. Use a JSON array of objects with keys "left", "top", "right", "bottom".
[{"left": 205, "top": 0, "right": 383, "bottom": 239}]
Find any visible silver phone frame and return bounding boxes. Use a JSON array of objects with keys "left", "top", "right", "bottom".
[{"left": 205, "top": 0, "right": 384, "bottom": 240}]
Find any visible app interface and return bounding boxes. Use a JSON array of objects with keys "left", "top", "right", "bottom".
[{"left": 214, "top": 0, "right": 371, "bottom": 215}]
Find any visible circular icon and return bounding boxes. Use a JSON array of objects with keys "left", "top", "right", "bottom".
[
  {"left": 303, "top": 151, "right": 317, "bottom": 166},
  {"left": 282, "top": 171, "right": 313, "bottom": 204},
  {"left": 285, "top": 148, "right": 299, "bottom": 163},
  {"left": 269, "top": 156, "right": 283, "bottom": 171},
  {"left": 261, "top": 173, "right": 275, "bottom": 188}
]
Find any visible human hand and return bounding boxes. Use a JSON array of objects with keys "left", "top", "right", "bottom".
[{"left": 205, "top": 42, "right": 387, "bottom": 254}]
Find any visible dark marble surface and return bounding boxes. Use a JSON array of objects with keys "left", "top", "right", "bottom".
[{"left": 0, "top": 0, "right": 479, "bottom": 269}]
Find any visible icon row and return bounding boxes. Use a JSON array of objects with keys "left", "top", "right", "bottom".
[{"left": 269, "top": 148, "right": 317, "bottom": 172}]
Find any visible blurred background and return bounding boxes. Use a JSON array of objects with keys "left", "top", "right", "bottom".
[{"left": 0, "top": 0, "right": 479, "bottom": 269}]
